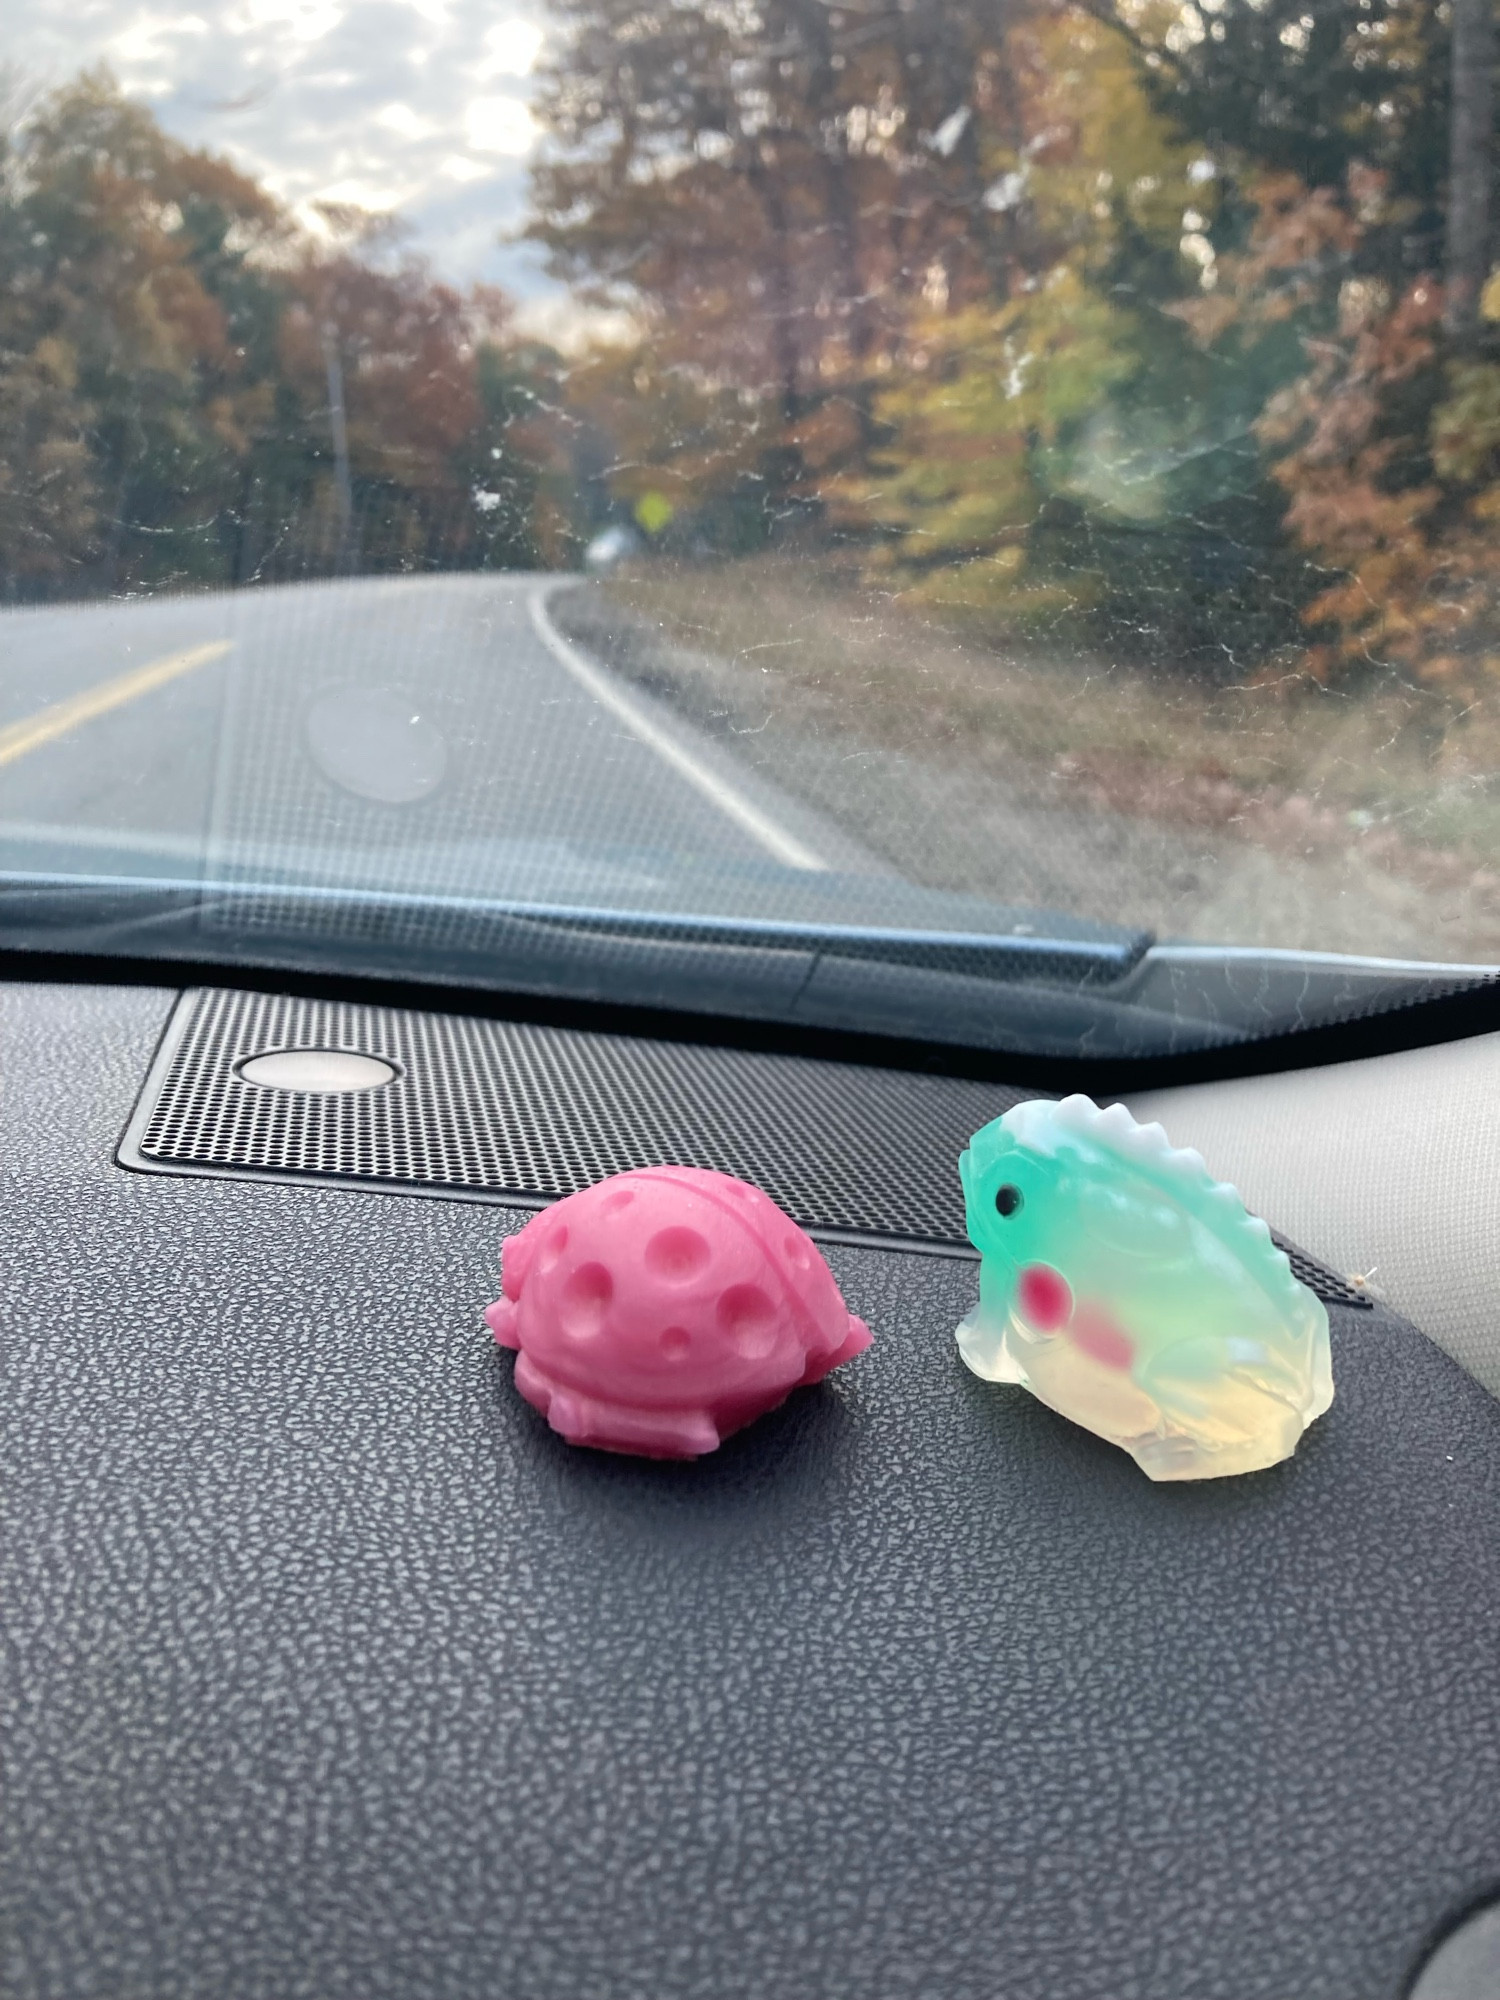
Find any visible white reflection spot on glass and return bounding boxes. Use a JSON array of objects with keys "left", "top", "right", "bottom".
[{"left": 303, "top": 687, "right": 448, "bottom": 804}]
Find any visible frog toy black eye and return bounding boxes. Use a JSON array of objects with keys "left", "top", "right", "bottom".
[{"left": 994, "top": 1183, "right": 1023, "bottom": 1218}]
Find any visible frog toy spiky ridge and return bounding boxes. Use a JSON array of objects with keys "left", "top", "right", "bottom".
[{"left": 957, "top": 1096, "right": 1334, "bottom": 1481}]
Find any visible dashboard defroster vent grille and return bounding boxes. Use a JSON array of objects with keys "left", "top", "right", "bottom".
[
  {"left": 123, "top": 988, "right": 1026, "bottom": 1250},
  {"left": 119, "top": 988, "right": 1372, "bottom": 1301}
]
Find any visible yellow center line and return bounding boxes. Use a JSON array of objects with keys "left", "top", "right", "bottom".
[{"left": 0, "top": 639, "right": 233, "bottom": 770}]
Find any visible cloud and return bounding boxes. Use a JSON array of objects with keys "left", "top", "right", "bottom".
[
  {"left": 477, "top": 19, "right": 543, "bottom": 78},
  {"left": 375, "top": 100, "right": 437, "bottom": 142},
  {"left": 3, "top": 0, "right": 556, "bottom": 296},
  {"left": 464, "top": 94, "right": 534, "bottom": 157}
]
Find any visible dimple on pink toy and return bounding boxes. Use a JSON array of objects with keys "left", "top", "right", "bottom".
[{"left": 484, "top": 1166, "right": 872, "bottom": 1458}]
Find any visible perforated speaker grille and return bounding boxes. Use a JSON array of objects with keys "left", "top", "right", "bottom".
[
  {"left": 123, "top": 988, "right": 1025, "bottom": 1246},
  {"left": 119, "top": 987, "right": 1372, "bottom": 1300}
]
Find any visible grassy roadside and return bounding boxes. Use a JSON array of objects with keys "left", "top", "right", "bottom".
[{"left": 573, "top": 555, "right": 1500, "bottom": 961}]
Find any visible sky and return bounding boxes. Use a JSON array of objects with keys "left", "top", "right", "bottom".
[{"left": 5, "top": 0, "right": 562, "bottom": 318}]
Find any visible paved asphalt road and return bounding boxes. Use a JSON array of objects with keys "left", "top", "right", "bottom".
[{"left": 0, "top": 575, "right": 873, "bottom": 916}]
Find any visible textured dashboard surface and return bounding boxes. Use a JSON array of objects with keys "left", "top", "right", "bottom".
[{"left": 4, "top": 981, "right": 1500, "bottom": 2000}]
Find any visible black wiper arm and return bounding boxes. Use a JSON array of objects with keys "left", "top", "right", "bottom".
[
  {"left": 485, "top": 898, "right": 1149, "bottom": 983},
  {"left": 0, "top": 873, "right": 1148, "bottom": 979},
  {"left": 0, "top": 872, "right": 1176, "bottom": 1055}
]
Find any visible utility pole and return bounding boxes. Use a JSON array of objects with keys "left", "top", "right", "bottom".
[
  {"left": 321, "top": 321, "right": 358, "bottom": 573},
  {"left": 1445, "top": 0, "right": 1497, "bottom": 340}
]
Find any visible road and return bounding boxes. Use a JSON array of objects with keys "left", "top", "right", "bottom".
[{"left": 0, "top": 575, "right": 876, "bottom": 919}]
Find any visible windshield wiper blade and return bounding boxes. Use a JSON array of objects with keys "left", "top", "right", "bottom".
[
  {"left": 0, "top": 872, "right": 1147, "bottom": 978},
  {"left": 1, "top": 873, "right": 1492, "bottom": 1062},
  {"left": 0, "top": 871, "right": 1172, "bottom": 1053},
  {"left": 473, "top": 897, "right": 1148, "bottom": 982}
]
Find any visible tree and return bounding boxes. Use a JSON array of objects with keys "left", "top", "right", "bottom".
[
  {"left": 1445, "top": 0, "right": 1495, "bottom": 338},
  {"left": 0, "top": 71, "right": 561, "bottom": 598},
  {"left": 531, "top": 0, "right": 1500, "bottom": 687},
  {"left": 528, "top": 0, "right": 1057, "bottom": 513},
  {"left": 10, "top": 71, "right": 292, "bottom": 589}
]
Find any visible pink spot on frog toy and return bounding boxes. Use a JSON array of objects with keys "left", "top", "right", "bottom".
[{"left": 484, "top": 1166, "right": 872, "bottom": 1458}]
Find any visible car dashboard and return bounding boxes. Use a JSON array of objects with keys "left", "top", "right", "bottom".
[{"left": 5, "top": 977, "right": 1500, "bottom": 1999}]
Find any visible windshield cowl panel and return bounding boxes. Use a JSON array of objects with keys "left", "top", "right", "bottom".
[{"left": 4, "top": 872, "right": 1492, "bottom": 1067}]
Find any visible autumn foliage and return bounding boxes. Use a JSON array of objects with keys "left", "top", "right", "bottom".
[
  {"left": 9, "top": 0, "right": 1500, "bottom": 711},
  {"left": 0, "top": 71, "right": 568, "bottom": 597},
  {"left": 530, "top": 0, "right": 1500, "bottom": 697}
]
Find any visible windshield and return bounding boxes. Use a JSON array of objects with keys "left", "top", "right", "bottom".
[{"left": 3, "top": 0, "right": 1498, "bottom": 1058}]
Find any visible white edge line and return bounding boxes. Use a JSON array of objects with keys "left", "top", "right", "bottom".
[{"left": 528, "top": 582, "right": 826, "bottom": 873}]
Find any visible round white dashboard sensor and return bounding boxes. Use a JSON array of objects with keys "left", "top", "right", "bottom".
[{"left": 238, "top": 1049, "right": 399, "bottom": 1094}]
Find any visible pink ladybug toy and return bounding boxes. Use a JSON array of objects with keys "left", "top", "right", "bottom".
[{"left": 484, "top": 1166, "right": 873, "bottom": 1458}]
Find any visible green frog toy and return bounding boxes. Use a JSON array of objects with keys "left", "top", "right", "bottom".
[{"left": 957, "top": 1095, "right": 1334, "bottom": 1481}]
